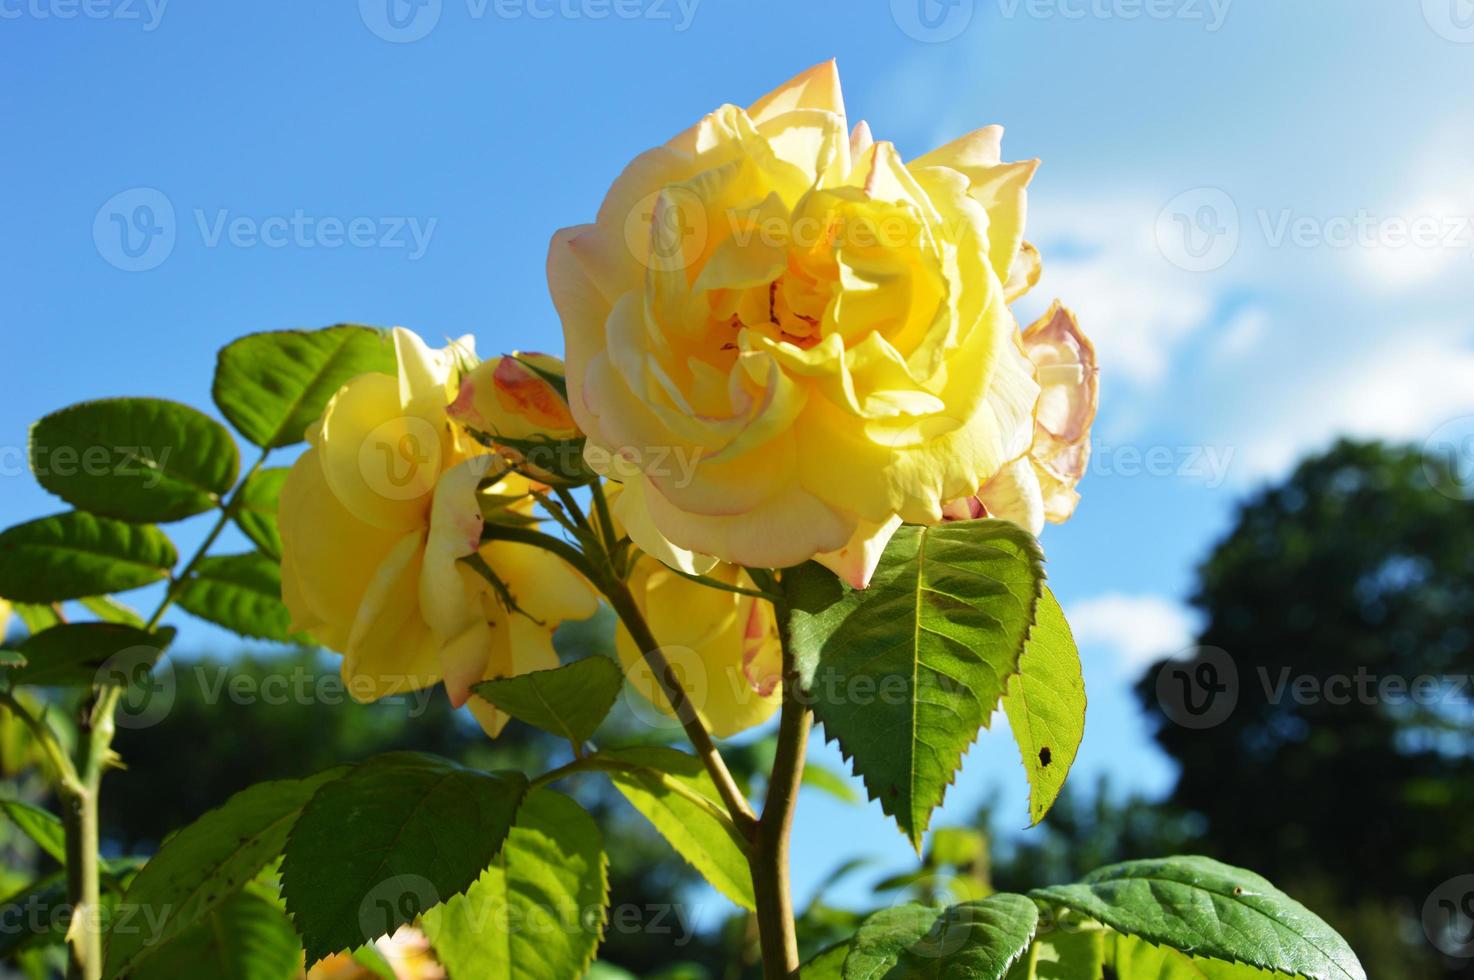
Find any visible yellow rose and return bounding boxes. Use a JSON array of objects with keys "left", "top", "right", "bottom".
[
  {"left": 278, "top": 328, "right": 598, "bottom": 736},
  {"left": 942, "top": 302, "right": 1098, "bottom": 535},
  {"left": 449, "top": 352, "right": 578, "bottom": 444},
  {"left": 614, "top": 555, "right": 782, "bottom": 739},
  {"left": 448, "top": 352, "right": 581, "bottom": 482},
  {"left": 549, "top": 61, "right": 1040, "bottom": 586}
]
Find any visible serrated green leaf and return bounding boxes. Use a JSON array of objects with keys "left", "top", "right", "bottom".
[
  {"left": 472, "top": 657, "right": 622, "bottom": 746},
  {"left": 233, "top": 467, "right": 289, "bottom": 560},
  {"left": 600, "top": 746, "right": 754, "bottom": 911},
  {"left": 279, "top": 752, "right": 528, "bottom": 964},
  {"left": 29, "top": 398, "right": 239, "bottom": 523},
  {"left": 103, "top": 767, "right": 348, "bottom": 979},
  {"left": 129, "top": 886, "right": 302, "bottom": 980},
  {"left": 1030, "top": 857, "right": 1366, "bottom": 980},
  {"left": 1001, "top": 586, "right": 1085, "bottom": 826},
  {"left": 1105, "top": 932, "right": 1294, "bottom": 978},
  {"left": 844, "top": 893, "right": 1039, "bottom": 979},
  {"left": 79, "top": 595, "right": 145, "bottom": 628},
  {"left": 0, "top": 798, "right": 66, "bottom": 863},
  {"left": 422, "top": 789, "right": 608, "bottom": 980},
  {"left": 0, "top": 650, "right": 25, "bottom": 668},
  {"left": 175, "top": 553, "right": 294, "bottom": 642},
  {"left": 213, "top": 325, "right": 397, "bottom": 448},
  {"left": 11, "top": 623, "right": 174, "bottom": 687},
  {"left": 786, "top": 520, "right": 1045, "bottom": 847},
  {"left": 0, "top": 512, "right": 176, "bottom": 603}
]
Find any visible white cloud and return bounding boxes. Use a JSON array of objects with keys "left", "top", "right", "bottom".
[
  {"left": 1235, "top": 329, "right": 1474, "bottom": 479},
  {"left": 1022, "top": 197, "right": 1221, "bottom": 388},
  {"left": 1352, "top": 123, "right": 1474, "bottom": 293},
  {"left": 1067, "top": 593, "right": 1199, "bottom": 676},
  {"left": 1212, "top": 306, "right": 1269, "bottom": 360}
]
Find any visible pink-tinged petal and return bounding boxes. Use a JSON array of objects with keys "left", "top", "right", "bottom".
[
  {"left": 813, "top": 516, "right": 903, "bottom": 590},
  {"left": 976, "top": 456, "right": 1046, "bottom": 536},
  {"left": 1004, "top": 241, "right": 1041, "bottom": 303},
  {"left": 912, "top": 124, "right": 1005, "bottom": 170},
  {"left": 1023, "top": 301, "right": 1098, "bottom": 448},
  {"left": 940, "top": 496, "right": 986, "bottom": 522},
  {"left": 849, "top": 120, "right": 874, "bottom": 161},
  {"left": 740, "top": 596, "right": 782, "bottom": 698}
]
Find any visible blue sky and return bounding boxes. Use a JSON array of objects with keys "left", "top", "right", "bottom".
[{"left": 4, "top": 0, "right": 1474, "bottom": 918}]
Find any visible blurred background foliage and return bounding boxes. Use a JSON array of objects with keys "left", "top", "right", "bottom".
[{"left": 3, "top": 438, "right": 1470, "bottom": 978}]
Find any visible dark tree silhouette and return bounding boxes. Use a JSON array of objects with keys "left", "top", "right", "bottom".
[{"left": 1137, "top": 439, "right": 1474, "bottom": 978}]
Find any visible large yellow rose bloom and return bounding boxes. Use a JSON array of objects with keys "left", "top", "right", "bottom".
[
  {"left": 278, "top": 328, "right": 597, "bottom": 736},
  {"left": 549, "top": 61, "right": 1040, "bottom": 585}
]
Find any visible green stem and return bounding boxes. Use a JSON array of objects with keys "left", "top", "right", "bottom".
[
  {"left": 598, "top": 572, "right": 757, "bottom": 833},
  {"left": 61, "top": 446, "right": 271, "bottom": 980},
  {"left": 529, "top": 753, "right": 739, "bottom": 833},
  {"left": 587, "top": 480, "right": 620, "bottom": 559},
  {"left": 750, "top": 589, "right": 808, "bottom": 978}
]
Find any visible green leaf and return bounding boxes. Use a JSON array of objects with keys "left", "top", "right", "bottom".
[
  {"left": 0, "top": 798, "right": 66, "bottom": 862},
  {"left": 79, "top": 595, "right": 145, "bottom": 628},
  {"left": 175, "top": 553, "right": 295, "bottom": 642},
  {"left": 29, "top": 398, "right": 240, "bottom": 523},
  {"left": 1005, "top": 926, "right": 1105, "bottom": 980},
  {"left": 1030, "top": 856, "right": 1366, "bottom": 980},
  {"left": 279, "top": 752, "right": 529, "bottom": 963},
  {"left": 10, "top": 603, "right": 61, "bottom": 634},
  {"left": 804, "top": 940, "right": 853, "bottom": 979},
  {"left": 843, "top": 893, "right": 1039, "bottom": 979},
  {"left": 802, "top": 762, "right": 861, "bottom": 805},
  {"left": 472, "top": 657, "right": 622, "bottom": 746},
  {"left": 234, "top": 468, "right": 289, "bottom": 560},
  {"left": 1104, "top": 932, "right": 1292, "bottom": 978},
  {"left": 1001, "top": 586, "right": 1085, "bottom": 826},
  {"left": 0, "top": 873, "right": 68, "bottom": 958},
  {"left": 103, "top": 767, "right": 347, "bottom": 979},
  {"left": 11, "top": 623, "right": 174, "bottom": 687},
  {"left": 213, "top": 325, "right": 397, "bottom": 448},
  {"left": 422, "top": 789, "right": 608, "bottom": 980},
  {"left": 129, "top": 886, "right": 303, "bottom": 980},
  {"left": 786, "top": 520, "right": 1045, "bottom": 847},
  {"left": 600, "top": 746, "right": 755, "bottom": 910},
  {"left": 0, "top": 512, "right": 177, "bottom": 604},
  {"left": 0, "top": 649, "right": 25, "bottom": 668}
]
